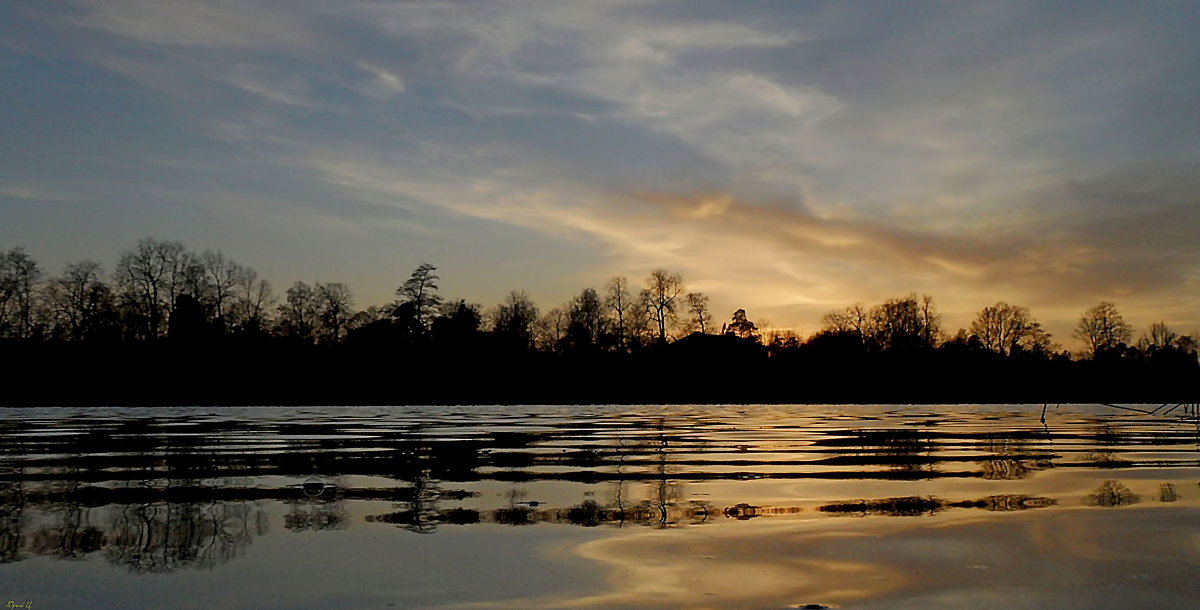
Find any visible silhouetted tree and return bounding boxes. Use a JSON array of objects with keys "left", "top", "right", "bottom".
[
  {"left": 1074, "top": 302, "right": 1132, "bottom": 358},
  {"left": 821, "top": 303, "right": 870, "bottom": 337},
  {"left": 536, "top": 306, "right": 569, "bottom": 352},
  {"left": 168, "top": 293, "right": 209, "bottom": 342},
  {"left": 969, "top": 302, "right": 1052, "bottom": 356},
  {"left": 278, "top": 281, "right": 320, "bottom": 342},
  {"left": 198, "top": 250, "right": 243, "bottom": 333},
  {"left": 566, "top": 287, "right": 604, "bottom": 350},
  {"left": 604, "top": 277, "right": 632, "bottom": 350},
  {"left": 231, "top": 268, "right": 275, "bottom": 336},
  {"left": 626, "top": 294, "right": 655, "bottom": 350},
  {"left": 1138, "top": 322, "right": 1178, "bottom": 353},
  {"left": 764, "top": 329, "right": 800, "bottom": 355},
  {"left": 871, "top": 294, "right": 940, "bottom": 351},
  {"left": 395, "top": 263, "right": 442, "bottom": 334},
  {"left": 491, "top": 290, "right": 539, "bottom": 350},
  {"left": 0, "top": 247, "right": 41, "bottom": 340},
  {"left": 724, "top": 309, "right": 759, "bottom": 341},
  {"left": 42, "top": 260, "right": 114, "bottom": 341},
  {"left": 316, "top": 282, "right": 354, "bottom": 343},
  {"left": 643, "top": 270, "right": 683, "bottom": 343},
  {"left": 348, "top": 305, "right": 389, "bottom": 333},
  {"left": 683, "top": 292, "right": 713, "bottom": 335},
  {"left": 113, "top": 238, "right": 197, "bottom": 340},
  {"left": 1173, "top": 334, "right": 1199, "bottom": 360},
  {"left": 430, "top": 300, "right": 482, "bottom": 347}
]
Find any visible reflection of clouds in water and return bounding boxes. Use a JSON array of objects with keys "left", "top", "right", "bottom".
[{"left": 564, "top": 524, "right": 896, "bottom": 608}]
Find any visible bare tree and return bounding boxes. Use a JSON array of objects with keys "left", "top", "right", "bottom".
[
  {"left": 1138, "top": 321, "right": 1179, "bottom": 352},
  {"left": 627, "top": 291, "right": 655, "bottom": 350},
  {"left": 644, "top": 269, "right": 683, "bottom": 342},
  {"left": 199, "top": 250, "right": 243, "bottom": 331},
  {"left": 536, "top": 306, "right": 569, "bottom": 352},
  {"left": 683, "top": 292, "right": 713, "bottom": 335},
  {"left": 969, "top": 302, "right": 1041, "bottom": 356},
  {"left": 278, "top": 281, "right": 320, "bottom": 342},
  {"left": 870, "top": 294, "right": 940, "bottom": 351},
  {"left": 232, "top": 268, "right": 274, "bottom": 334},
  {"left": 0, "top": 248, "right": 41, "bottom": 339},
  {"left": 316, "top": 282, "right": 354, "bottom": 343},
  {"left": 604, "top": 277, "right": 632, "bottom": 349},
  {"left": 113, "top": 238, "right": 196, "bottom": 340},
  {"left": 491, "top": 290, "right": 539, "bottom": 349},
  {"left": 820, "top": 303, "right": 870, "bottom": 338},
  {"left": 43, "top": 260, "right": 113, "bottom": 341},
  {"left": 919, "top": 294, "right": 941, "bottom": 347},
  {"left": 567, "top": 287, "right": 605, "bottom": 348},
  {"left": 1073, "top": 302, "right": 1132, "bottom": 358}
]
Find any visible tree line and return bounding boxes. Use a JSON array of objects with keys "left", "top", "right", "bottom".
[{"left": 1, "top": 238, "right": 1196, "bottom": 405}]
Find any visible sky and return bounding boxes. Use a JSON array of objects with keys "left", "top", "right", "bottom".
[{"left": 2, "top": 1, "right": 1198, "bottom": 347}]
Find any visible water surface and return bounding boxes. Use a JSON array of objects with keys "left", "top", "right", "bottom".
[{"left": 1, "top": 404, "right": 1198, "bottom": 608}]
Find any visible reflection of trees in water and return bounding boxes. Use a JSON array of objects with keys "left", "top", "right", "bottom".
[
  {"left": 284, "top": 501, "right": 347, "bottom": 532},
  {"left": 360, "top": 470, "right": 480, "bottom": 534},
  {"left": 974, "top": 432, "right": 1052, "bottom": 479},
  {"left": 977, "top": 458, "right": 1047, "bottom": 480},
  {"left": 284, "top": 477, "right": 347, "bottom": 532},
  {"left": 1085, "top": 480, "right": 1140, "bottom": 507},
  {"left": 1091, "top": 424, "right": 1124, "bottom": 446},
  {"left": 650, "top": 423, "right": 683, "bottom": 528},
  {"left": 820, "top": 496, "right": 944, "bottom": 517},
  {"left": 105, "top": 500, "right": 268, "bottom": 573},
  {"left": 366, "top": 492, "right": 714, "bottom": 530},
  {"left": 1159, "top": 483, "right": 1179, "bottom": 502},
  {"left": 819, "top": 494, "right": 1058, "bottom": 517},
  {"left": 365, "top": 418, "right": 717, "bottom": 532},
  {"left": 0, "top": 477, "right": 24, "bottom": 563},
  {"left": 810, "top": 429, "right": 941, "bottom": 474},
  {"left": 876, "top": 432, "right": 937, "bottom": 474},
  {"left": 1078, "top": 452, "right": 1127, "bottom": 466},
  {"left": 493, "top": 488, "right": 535, "bottom": 526},
  {"left": 0, "top": 495, "right": 268, "bottom": 572},
  {"left": 27, "top": 504, "right": 105, "bottom": 559},
  {"left": 721, "top": 503, "right": 804, "bottom": 520}
]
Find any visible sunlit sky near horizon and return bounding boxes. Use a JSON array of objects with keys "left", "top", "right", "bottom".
[{"left": 2, "top": 1, "right": 1198, "bottom": 346}]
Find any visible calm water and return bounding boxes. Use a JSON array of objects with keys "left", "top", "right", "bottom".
[{"left": 1, "top": 404, "right": 1199, "bottom": 608}]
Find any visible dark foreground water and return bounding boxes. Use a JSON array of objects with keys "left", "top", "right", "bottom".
[{"left": 1, "top": 404, "right": 1199, "bottom": 608}]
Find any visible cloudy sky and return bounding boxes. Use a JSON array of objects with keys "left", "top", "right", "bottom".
[{"left": 2, "top": 1, "right": 1198, "bottom": 345}]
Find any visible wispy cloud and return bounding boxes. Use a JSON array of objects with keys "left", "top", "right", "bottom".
[
  {"left": 68, "top": 0, "right": 314, "bottom": 49},
  {"left": 355, "top": 62, "right": 405, "bottom": 99},
  {"left": 217, "top": 64, "right": 316, "bottom": 107},
  {"left": 0, "top": 185, "right": 74, "bottom": 202}
]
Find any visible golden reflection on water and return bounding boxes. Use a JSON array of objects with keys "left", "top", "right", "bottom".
[
  {"left": 564, "top": 521, "right": 902, "bottom": 608},
  {"left": 537, "top": 501, "right": 1200, "bottom": 608}
]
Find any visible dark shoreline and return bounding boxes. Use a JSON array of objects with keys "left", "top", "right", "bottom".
[{"left": 4, "top": 339, "right": 1196, "bottom": 407}]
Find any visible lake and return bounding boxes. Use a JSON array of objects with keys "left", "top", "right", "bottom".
[{"left": 1, "top": 404, "right": 1198, "bottom": 608}]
